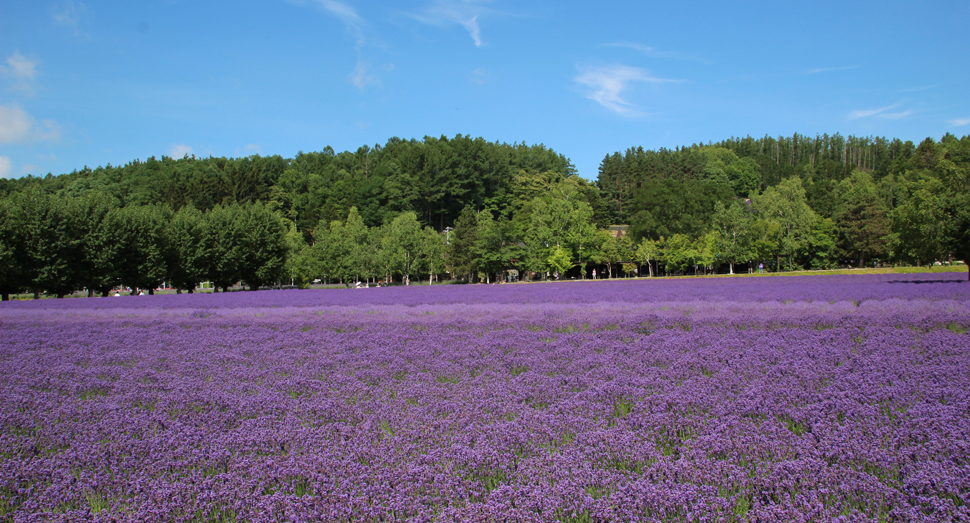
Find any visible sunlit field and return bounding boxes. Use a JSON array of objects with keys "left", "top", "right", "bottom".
[{"left": 2, "top": 274, "right": 969, "bottom": 522}]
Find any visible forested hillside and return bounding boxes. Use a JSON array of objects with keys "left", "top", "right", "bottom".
[
  {"left": 0, "top": 135, "right": 582, "bottom": 234},
  {"left": 597, "top": 132, "right": 970, "bottom": 273},
  {"left": 1, "top": 132, "right": 969, "bottom": 299}
]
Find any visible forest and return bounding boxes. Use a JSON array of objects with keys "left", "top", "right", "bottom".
[{"left": 1, "top": 131, "right": 969, "bottom": 299}]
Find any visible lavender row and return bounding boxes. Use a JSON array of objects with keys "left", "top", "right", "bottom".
[
  {"left": 2, "top": 294, "right": 969, "bottom": 522},
  {"left": 3, "top": 272, "right": 970, "bottom": 312}
]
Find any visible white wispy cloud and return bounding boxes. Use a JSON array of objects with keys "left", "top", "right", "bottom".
[
  {"left": 599, "top": 42, "right": 697, "bottom": 60},
  {"left": 410, "top": 0, "right": 493, "bottom": 47},
  {"left": 898, "top": 85, "right": 936, "bottom": 93},
  {"left": 574, "top": 64, "right": 676, "bottom": 117},
  {"left": 847, "top": 103, "right": 912, "bottom": 120},
  {"left": 949, "top": 118, "right": 970, "bottom": 127},
  {"left": 879, "top": 110, "right": 913, "bottom": 119},
  {"left": 0, "top": 156, "right": 11, "bottom": 178},
  {"left": 305, "top": 0, "right": 366, "bottom": 44},
  {"left": 168, "top": 144, "right": 194, "bottom": 158},
  {"left": 469, "top": 67, "right": 488, "bottom": 85},
  {"left": 1, "top": 52, "right": 39, "bottom": 95},
  {"left": 804, "top": 65, "right": 859, "bottom": 74},
  {"left": 349, "top": 60, "right": 380, "bottom": 89},
  {"left": 51, "top": 0, "right": 89, "bottom": 38},
  {"left": 461, "top": 15, "right": 482, "bottom": 47},
  {"left": 0, "top": 104, "right": 61, "bottom": 143},
  {"left": 294, "top": 0, "right": 384, "bottom": 89}
]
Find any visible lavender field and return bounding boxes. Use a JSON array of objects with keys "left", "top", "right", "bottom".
[{"left": 2, "top": 275, "right": 969, "bottom": 522}]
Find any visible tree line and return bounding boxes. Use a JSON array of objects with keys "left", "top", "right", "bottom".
[
  {"left": 598, "top": 132, "right": 970, "bottom": 273},
  {"left": 2, "top": 132, "right": 970, "bottom": 299}
]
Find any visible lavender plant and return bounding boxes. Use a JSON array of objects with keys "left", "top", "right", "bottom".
[{"left": 1, "top": 274, "right": 968, "bottom": 521}]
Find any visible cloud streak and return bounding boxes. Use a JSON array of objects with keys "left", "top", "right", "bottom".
[
  {"left": 950, "top": 118, "right": 970, "bottom": 127},
  {"left": 411, "top": 0, "right": 493, "bottom": 47},
  {"left": 599, "top": 42, "right": 699, "bottom": 61},
  {"left": 804, "top": 65, "right": 859, "bottom": 74},
  {"left": 307, "top": 0, "right": 366, "bottom": 45},
  {"left": 295, "top": 0, "right": 384, "bottom": 89},
  {"left": 847, "top": 103, "right": 912, "bottom": 120},
  {"left": 168, "top": 144, "right": 195, "bottom": 158},
  {"left": 1, "top": 52, "right": 39, "bottom": 95},
  {"left": 0, "top": 104, "right": 61, "bottom": 144},
  {"left": 349, "top": 60, "right": 380, "bottom": 89},
  {"left": 574, "top": 64, "right": 676, "bottom": 117},
  {"left": 51, "top": 0, "right": 89, "bottom": 38}
]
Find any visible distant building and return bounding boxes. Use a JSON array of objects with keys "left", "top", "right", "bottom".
[{"left": 606, "top": 225, "right": 629, "bottom": 239}]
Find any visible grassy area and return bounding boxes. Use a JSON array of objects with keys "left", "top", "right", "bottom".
[
  {"left": 549, "top": 264, "right": 967, "bottom": 282},
  {"left": 609, "top": 264, "right": 966, "bottom": 281}
]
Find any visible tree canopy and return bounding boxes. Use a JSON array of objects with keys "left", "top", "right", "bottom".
[{"left": 3, "top": 131, "right": 970, "bottom": 299}]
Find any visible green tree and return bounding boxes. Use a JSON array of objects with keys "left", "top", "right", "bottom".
[
  {"left": 662, "top": 234, "right": 697, "bottom": 274},
  {"left": 751, "top": 177, "right": 817, "bottom": 270},
  {"left": 235, "top": 202, "right": 288, "bottom": 290},
  {"left": 0, "top": 198, "right": 28, "bottom": 300},
  {"left": 110, "top": 205, "right": 171, "bottom": 294},
  {"left": 629, "top": 179, "right": 734, "bottom": 241},
  {"left": 710, "top": 200, "right": 754, "bottom": 274},
  {"left": 634, "top": 238, "right": 662, "bottom": 277},
  {"left": 547, "top": 245, "right": 571, "bottom": 278},
  {"left": 447, "top": 205, "right": 480, "bottom": 281},
  {"left": 166, "top": 205, "right": 205, "bottom": 293},
  {"left": 889, "top": 178, "right": 946, "bottom": 266},
  {"left": 697, "top": 230, "right": 721, "bottom": 275},
  {"left": 200, "top": 204, "right": 245, "bottom": 292},
  {"left": 77, "top": 191, "right": 121, "bottom": 297},
  {"left": 284, "top": 221, "right": 314, "bottom": 288},
  {"left": 591, "top": 230, "right": 620, "bottom": 278},
  {"left": 806, "top": 216, "right": 838, "bottom": 269},
  {"left": 422, "top": 226, "right": 446, "bottom": 285},
  {"left": 17, "top": 190, "right": 86, "bottom": 298},
  {"left": 472, "top": 210, "right": 510, "bottom": 283},
  {"left": 523, "top": 189, "right": 595, "bottom": 279},
  {"left": 751, "top": 218, "right": 782, "bottom": 271},
  {"left": 836, "top": 170, "right": 890, "bottom": 266},
  {"left": 383, "top": 212, "right": 424, "bottom": 285},
  {"left": 342, "top": 207, "right": 371, "bottom": 283}
]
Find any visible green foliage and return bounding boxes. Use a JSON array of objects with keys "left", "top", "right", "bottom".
[
  {"left": 836, "top": 170, "right": 890, "bottom": 266},
  {"left": 628, "top": 178, "right": 734, "bottom": 241},
  {"left": 711, "top": 200, "right": 755, "bottom": 274},
  {"left": 889, "top": 177, "right": 947, "bottom": 266},
  {"left": 523, "top": 182, "right": 596, "bottom": 277},
  {"left": 634, "top": 237, "right": 661, "bottom": 277},
  {"left": 284, "top": 221, "right": 314, "bottom": 288},
  {"left": 0, "top": 197, "right": 28, "bottom": 299},
  {"left": 751, "top": 177, "right": 817, "bottom": 270},
  {"left": 547, "top": 245, "right": 572, "bottom": 277},
  {"left": 16, "top": 189, "right": 88, "bottom": 297},
  {"left": 235, "top": 202, "right": 288, "bottom": 290},
  {"left": 447, "top": 205, "right": 479, "bottom": 281},
  {"left": 663, "top": 234, "right": 698, "bottom": 274},
  {"left": 166, "top": 205, "right": 205, "bottom": 292},
  {"left": 382, "top": 212, "right": 425, "bottom": 284},
  {"left": 4, "top": 131, "right": 970, "bottom": 292},
  {"left": 471, "top": 210, "right": 512, "bottom": 283}
]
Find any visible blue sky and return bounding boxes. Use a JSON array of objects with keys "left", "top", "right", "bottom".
[{"left": 1, "top": 1, "right": 968, "bottom": 181}]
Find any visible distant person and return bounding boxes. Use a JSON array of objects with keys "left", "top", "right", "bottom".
[
  {"left": 758, "top": 263, "right": 764, "bottom": 273},
  {"left": 592, "top": 269, "right": 597, "bottom": 279}
]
